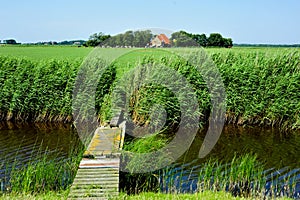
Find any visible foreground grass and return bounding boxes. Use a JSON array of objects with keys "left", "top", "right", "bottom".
[
  {"left": 119, "top": 192, "right": 243, "bottom": 200},
  {"left": 0, "top": 190, "right": 69, "bottom": 200},
  {"left": 119, "top": 192, "right": 293, "bottom": 200},
  {"left": 0, "top": 191, "right": 292, "bottom": 200}
]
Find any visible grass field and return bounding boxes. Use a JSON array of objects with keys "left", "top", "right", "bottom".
[
  {"left": 1, "top": 45, "right": 299, "bottom": 60},
  {"left": 0, "top": 46, "right": 93, "bottom": 61}
]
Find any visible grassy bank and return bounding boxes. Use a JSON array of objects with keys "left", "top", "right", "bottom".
[
  {"left": 1, "top": 152, "right": 295, "bottom": 199},
  {"left": 2, "top": 191, "right": 292, "bottom": 200},
  {"left": 121, "top": 149, "right": 298, "bottom": 199},
  {"left": 0, "top": 191, "right": 69, "bottom": 200},
  {"left": 0, "top": 47, "right": 299, "bottom": 130},
  {"left": 118, "top": 191, "right": 293, "bottom": 200},
  {"left": 0, "top": 191, "right": 293, "bottom": 200},
  {"left": 0, "top": 191, "right": 258, "bottom": 200}
]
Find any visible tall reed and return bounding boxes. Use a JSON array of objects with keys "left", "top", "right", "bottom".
[
  {"left": 2, "top": 137, "right": 84, "bottom": 194},
  {"left": 0, "top": 48, "right": 299, "bottom": 131}
]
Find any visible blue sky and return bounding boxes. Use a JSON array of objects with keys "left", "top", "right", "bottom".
[{"left": 1, "top": 0, "right": 299, "bottom": 44}]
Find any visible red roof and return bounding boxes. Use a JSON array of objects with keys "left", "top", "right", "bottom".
[{"left": 157, "top": 34, "right": 170, "bottom": 44}]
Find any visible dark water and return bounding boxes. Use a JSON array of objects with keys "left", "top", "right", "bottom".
[
  {"left": 163, "top": 125, "right": 300, "bottom": 198},
  {"left": 179, "top": 125, "right": 300, "bottom": 169},
  {"left": 0, "top": 122, "right": 79, "bottom": 190},
  {"left": 1, "top": 123, "right": 300, "bottom": 197}
]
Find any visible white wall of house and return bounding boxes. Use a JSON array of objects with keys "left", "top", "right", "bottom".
[{"left": 151, "top": 36, "right": 162, "bottom": 47}]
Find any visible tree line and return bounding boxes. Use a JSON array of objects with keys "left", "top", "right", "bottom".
[
  {"left": 1, "top": 30, "right": 233, "bottom": 47},
  {"left": 86, "top": 30, "right": 233, "bottom": 48},
  {"left": 234, "top": 43, "right": 300, "bottom": 47},
  {"left": 170, "top": 31, "right": 233, "bottom": 48},
  {"left": 86, "top": 30, "right": 153, "bottom": 47}
]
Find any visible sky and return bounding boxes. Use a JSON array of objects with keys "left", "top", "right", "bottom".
[{"left": 1, "top": 0, "right": 299, "bottom": 44}]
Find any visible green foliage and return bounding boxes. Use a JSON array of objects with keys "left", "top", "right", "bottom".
[
  {"left": 0, "top": 190, "right": 293, "bottom": 200},
  {"left": 103, "top": 30, "right": 153, "bottom": 47},
  {"left": 0, "top": 57, "right": 80, "bottom": 122},
  {"left": 117, "top": 191, "right": 292, "bottom": 200},
  {"left": 210, "top": 49, "right": 300, "bottom": 130},
  {"left": 5, "top": 140, "right": 84, "bottom": 194},
  {"left": 86, "top": 32, "right": 111, "bottom": 47},
  {"left": 0, "top": 191, "right": 69, "bottom": 200},
  {"left": 2, "top": 190, "right": 275, "bottom": 200},
  {"left": 123, "top": 135, "right": 167, "bottom": 154},
  {"left": 192, "top": 33, "right": 208, "bottom": 47},
  {"left": 159, "top": 154, "right": 264, "bottom": 198},
  {"left": 199, "top": 154, "right": 264, "bottom": 196},
  {"left": 0, "top": 48, "right": 299, "bottom": 130},
  {"left": 207, "top": 33, "right": 225, "bottom": 47},
  {"left": 171, "top": 31, "right": 199, "bottom": 47},
  {"left": 223, "top": 38, "right": 233, "bottom": 48},
  {"left": 171, "top": 31, "right": 233, "bottom": 48}
]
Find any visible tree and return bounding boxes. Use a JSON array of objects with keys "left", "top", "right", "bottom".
[
  {"left": 207, "top": 33, "right": 224, "bottom": 47},
  {"left": 3, "top": 39, "right": 17, "bottom": 44},
  {"left": 193, "top": 34, "right": 207, "bottom": 47},
  {"left": 122, "top": 31, "right": 134, "bottom": 46},
  {"left": 133, "top": 30, "right": 152, "bottom": 47},
  {"left": 171, "top": 31, "right": 232, "bottom": 48},
  {"left": 101, "top": 30, "right": 153, "bottom": 47},
  {"left": 171, "top": 31, "right": 198, "bottom": 47},
  {"left": 86, "top": 32, "right": 111, "bottom": 47},
  {"left": 223, "top": 38, "right": 233, "bottom": 48},
  {"left": 107, "top": 34, "right": 123, "bottom": 46}
]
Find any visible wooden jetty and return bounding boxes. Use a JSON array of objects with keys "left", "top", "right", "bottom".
[{"left": 68, "top": 122, "right": 125, "bottom": 200}]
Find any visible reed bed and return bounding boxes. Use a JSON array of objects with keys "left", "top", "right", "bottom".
[{"left": 0, "top": 48, "right": 299, "bottom": 130}]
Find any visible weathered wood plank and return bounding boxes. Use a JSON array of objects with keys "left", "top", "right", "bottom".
[{"left": 68, "top": 126, "right": 125, "bottom": 199}]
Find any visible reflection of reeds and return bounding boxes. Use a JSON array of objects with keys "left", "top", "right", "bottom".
[
  {"left": 121, "top": 129, "right": 299, "bottom": 198},
  {"left": 1, "top": 137, "right": 84, "bottom": 194}
]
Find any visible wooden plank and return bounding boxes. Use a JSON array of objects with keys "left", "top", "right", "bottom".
[
  {"left": 79, "top": 160, "right": 120, "bottom": 169},
  {"left": 73, "top": 178, "right": 119, "bottom": 183},
  {"left": 71, "top": 184, "right": 119, "bottom": 189},
  {"left": 68, "top": 127, "right": 123, "bottom": 199},
  {"left": 70, "top": 188, "right": 118, "bottom": 192},
  {"left": 75, "top": 174, "right": 119, "bottom": 178},
  {"left": 76, "top": 170, "right": 119, "bottom": 175},
  {"left": 118, "top": 121, "right": 126, "bottom": 150}
]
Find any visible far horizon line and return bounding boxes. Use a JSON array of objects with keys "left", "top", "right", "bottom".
[{"left": 1, "top": 39, "right": 300, "bottom": 47}]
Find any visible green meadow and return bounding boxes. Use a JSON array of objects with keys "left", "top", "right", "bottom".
[
  {"left": 1, "top": 45, "right": 299, "bottom": 60},
  {"left": 0, "top": 46, "right": 92, "bottom": 61}
]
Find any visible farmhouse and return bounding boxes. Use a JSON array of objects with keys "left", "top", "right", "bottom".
[{"left": 150, "top": 34, "right": 170, "bottom": 47}]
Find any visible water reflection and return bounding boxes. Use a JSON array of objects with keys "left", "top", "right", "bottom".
[
  {"left": 1, "top": 123, "right": 300, "bottom": 198},
  {"left": 0, "top": 122, "right": 78, "bottom": 190},
  {"left": 162, "top": 125, "right": 300, "bottom": 198}
]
